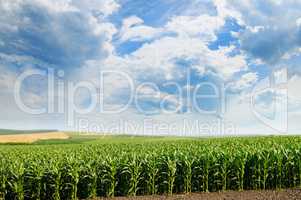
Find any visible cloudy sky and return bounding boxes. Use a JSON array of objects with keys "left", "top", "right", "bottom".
[{"left": 0, "top": 0, "right": 300, "bottom": 135}]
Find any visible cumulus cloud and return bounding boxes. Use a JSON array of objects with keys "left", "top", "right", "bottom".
[
  {"left": 229, "top": 0, "right": 301, "bottom": 63},
  {"left": 229, "top": 72, "right": 258, "bottom": 91},
  {"left": 118, "top": 16, "right": 163, "bottom": 42},
  {"left": 0, "top": 0, "right": 119, "bottom": 68},
  {"left": 71, "top": 0, "right": 249, "bottom": 122},
  {"left": 166, "top": 15, "right": 223, "bottom": 41},
  {"left": 113, "top": 1, "right": 248, "bottom": 81},
  {"left": 72, "top": 0, "right": 120, "bottom": 16}
]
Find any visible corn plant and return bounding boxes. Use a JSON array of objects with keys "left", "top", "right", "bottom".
[
  {"left": 162, "top": 156, "right": 177, "bottom": 195},
  {"left": 6, "top": 161, "right": 25, "bottom": 200},
  {"left": 122, "top": 154, "right": 143, "bottom": 196},
  {"left": 0, "top": 136, "right": 300, "bottom": 198},
  {"left": 0, "top": 158, "right": 7, "bottom": 200},
  {"left": 102, "top": 156, "right": 118, "bottom": 197},
  {"left": 145, "top": 156, "right": 159, "bottom": 195}
]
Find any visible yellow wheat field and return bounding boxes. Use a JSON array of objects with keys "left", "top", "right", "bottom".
[{"left": 0, "top": 132, "right": 70, "bottom": 143}]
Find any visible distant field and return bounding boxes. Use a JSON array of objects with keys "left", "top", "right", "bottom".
[
  {"left": 34, "top": 133, "right": 190, "bottom": 145},
  {"left": 0, "top": 130, "right": 186, "bottom": 144},
  {"left": 0, "top": 129, "right": 58, "bottom": 135},
  {"left": 0, "top": 131, "right": 69, "bottom": 143}
]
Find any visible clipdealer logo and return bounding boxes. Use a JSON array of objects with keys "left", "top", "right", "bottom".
[{"left": 251, "top": 68, "right": 288, "bottom": 133}]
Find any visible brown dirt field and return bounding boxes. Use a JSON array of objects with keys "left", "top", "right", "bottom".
[
  {"left": 0, "top": 132, "right": 70, "bottom": 143},
  {"left": 96, "top": 189, "right": 301, "bottom": 200}
]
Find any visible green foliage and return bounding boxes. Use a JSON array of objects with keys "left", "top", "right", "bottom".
[{"left": 0, "top": 136, "right": 301, "bottom": 199}]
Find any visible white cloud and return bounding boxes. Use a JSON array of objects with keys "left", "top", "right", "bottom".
[
  {"left": 166, "top": 15, "right": 223, "bottom": 41},
  {"left": 229, "top": 72, "right": 258, "bottom": 91},
  {"left": 288, "top": 75, "right": 301, "bottom": 106},
  {"left": 29, "top": 0, "right": 120, "bottom": 16},
  {"left": 203, "top": 46, "right": 247, "bottom": 78},
  {"left": 34, "top": 0, "right": 78, "bottom": 13},
  {"left": 228, "top": 0, "right": 301, "bottom": 63},
  {"left": 112, "top": 1, "right": 249, "bottom": 82},
  {"left": 0, "top": 0, "right": 120, "bottom": 68},
  {"left": 72, "top": 0, "right": 120, "bottom": 16},
  {"left": 119, "top": 16, "right": 163, "bottom": 42},
  {"left": 247, "top": 25, "right": 265, "bottom": 33},
  {"left": 213, "top": 0, "right": 244, "bottom": 25},
  {"left": 116, "top": 36, "right": 246, "bottom": 80},
  {"left": 296, "top": 18, "right": 301, "bottom": 27},
  {"left": 118, "top": 1, "right": 240, "bottom": 44},
  {"left": 0, "top": 65, "right": 16, "bottom": 90}
]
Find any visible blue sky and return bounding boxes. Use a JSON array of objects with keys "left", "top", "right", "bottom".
[{"left": 0, "top": 0, "right": 300, "bottom": 135}]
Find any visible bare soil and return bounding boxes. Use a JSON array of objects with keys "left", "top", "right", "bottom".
[
  {"left": 0, "top": 132, "right": 70, "bottom": 143},
  {"left": 96, "top": 189, "right": 301, "bottom": 200}
]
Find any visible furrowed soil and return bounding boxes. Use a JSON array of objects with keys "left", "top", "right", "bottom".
[
  {"left": 97, "top": 189, "right": 301, "bottom": 200},
  {"left": 0, "top": 131, "right": 69, "bottom": 143}
]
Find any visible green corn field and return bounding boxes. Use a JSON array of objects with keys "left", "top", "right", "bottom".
[{"left": 0, "top": 136, "right": 301, "bottom": 199}]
